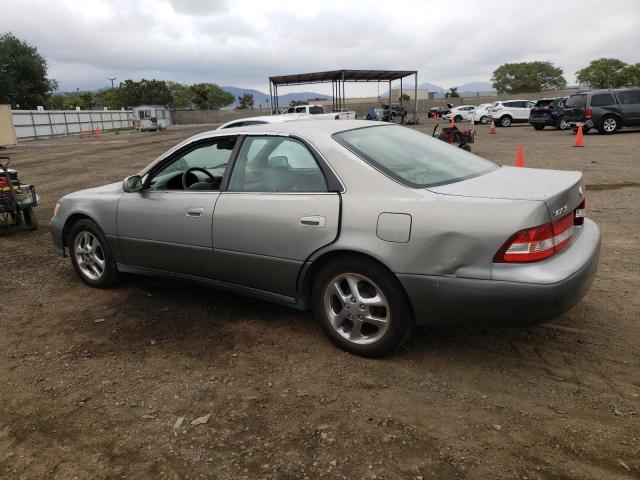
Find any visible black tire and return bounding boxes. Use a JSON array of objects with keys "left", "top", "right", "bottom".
[
  {"left": 459, "top": 143, "right": 471, "bottom": 152},
  {"left": 311, "top": 256, "right": 414, "bottom": 357},
  {"left": 22, "top": 208, "right": 38, "bottom": 230},
  {"left": 454, "top": 115, "right": 463, "bottom": 123},
  {"left": 500, "top": 115, "right": 512, "bottom": 127},
  {"left": 479, "top": 115, "right": 489, "bottom": 125},
  {"left": 598, "top": 115, "right": 618, "bottom": 135},
  {"left": 533, "top": 125, "right": 545, "bottom": 131},
  {"left": 68, "top": 219, "right": 122, "bottom": 288}
]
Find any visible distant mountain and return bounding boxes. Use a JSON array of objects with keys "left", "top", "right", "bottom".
[
  {"left": 417, "top": 82, "right": 446, "bottom": 93},
  {"left": 455, "top": 82, "right": 496, "bottom": 95},
  {"left": 221, "top": 86, "right": 330, "bottom": 108}
]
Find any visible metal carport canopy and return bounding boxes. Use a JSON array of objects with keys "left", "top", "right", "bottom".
[{"left": 268, "top": 69, "right": 419, "bottom": 121}]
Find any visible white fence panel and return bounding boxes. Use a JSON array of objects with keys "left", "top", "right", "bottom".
[{"left": 11, "top": 109, "right": 134, "bottom": 139}]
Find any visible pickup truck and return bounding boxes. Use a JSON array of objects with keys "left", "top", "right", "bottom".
[{"left": 283, "top": 104, "right": 356, "bottom": 120}]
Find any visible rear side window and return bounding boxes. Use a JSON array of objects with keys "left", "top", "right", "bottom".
[
  {"left": 535, "top": 100, "right": 554, "bottom": 107},
  {"left": 565, "top": 95, "right": 586, "bottom": 108},
  {"left": 334, "top": 125, "right": 497, "bottom": 188},
  {"left": 616, "top": 90, "right": 640, "bottom": 105},
  {"left": 590, "top": 93, "right": 615, "bottom": 107}
]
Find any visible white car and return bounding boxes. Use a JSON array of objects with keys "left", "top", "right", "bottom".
[
  {"left": 489, "top": 100, "right": 536, "bottom": 127},
  {"left": 472, "top": 103, "right": 494, "bottom": 125},
  {"left": 443, "top": 105, "right": 476, "bottom": 122},
  {"left": 217, "top": 115, "right": 297, "bottom": 130}
]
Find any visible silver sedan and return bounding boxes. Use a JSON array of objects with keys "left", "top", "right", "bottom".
[{"left": 50, "top": 120, "right": 601, "bottom": 356}]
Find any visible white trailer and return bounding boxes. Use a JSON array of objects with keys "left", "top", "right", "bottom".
[{"left": 132, "top": 105, "right": 172, "bottom": 131}]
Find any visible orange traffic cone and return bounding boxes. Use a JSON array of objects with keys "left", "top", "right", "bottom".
[
  {"left": 514, "top": 144, "right": 525, "bottom": 167},
  {"left": 450, "top": 117, "right": 455, "bottom": 127},
  {"left": 96, "top": 125, "right": 101, "bottom": 137},
  {"left": 488, "top": 119, "right": 496, "bottom": 134},
  {"left": 573, "top": 124, "right": 584, "bottom": 147},
  {"left": 79, "top": 125, "right": 84, "bottom": 138}
]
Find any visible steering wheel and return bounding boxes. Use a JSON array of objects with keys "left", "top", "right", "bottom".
[{"left": 181, "top": 167, "right": 216, "bottom": 190}]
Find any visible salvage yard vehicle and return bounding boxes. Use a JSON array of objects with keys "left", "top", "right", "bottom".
[
  {"left": 50, "top": 120, "right": 601, "bottom": 357},
  {"left": 472, "top": 103, "right": 494, "bottom": 125},
  {"left": 529, "top": 97, "right": 568, "bottom": 130},
  {"left": 443, "top": 105, "right": 476, "bottom": 123},
  {"left": 1, "top": 155, "right": 38, "bottom": 230},
  {"left": 427, "top": 104, "right": 453, "bottom": 118},
  {"left": 562, "top": 88, "right": 640, "bottom": 135},
  {"left": 489, "top": 100, "right": 536, "bottom": 127},
  {"left": 283, "top": 104, "right": 356, "bottom": 120}
]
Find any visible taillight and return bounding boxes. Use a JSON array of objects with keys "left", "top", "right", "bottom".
[
  {"left": 574, "top": 199, "right": 585, "bottom": 226},
  {"left": 494, "top": 213, "right": 575, "bottom": 263},
  {"left": 585, "top": 107, "right": 592, "bottom": 118}
]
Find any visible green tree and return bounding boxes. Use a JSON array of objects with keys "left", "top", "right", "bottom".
[
  {"left": 289, "top": 100, "right": 308, "bottom": 107},
  {"left": 189, "top": 83, "right": 234, "bottom": 110},
  {"left": 576, "top": 58, "right": 629, "bottom": 89},
  {"left": 0, "top": 32, "right": 58, "bottom": 108},
  {"left": 49, "top": 93, "right": 66, "bottom": 110},
  {"left": 118, "top": 79, "right": 172, "bottom": 107},
  {"left": 445, "top": 87, "right": 459, "bottom": 98},
  {"left": 167, "top": 81, "right": 193, "bottom": 108},
  {"left": 622, "top": 63, "right": 640, "bottom": 87},
  {"left": 95, "top": 88, "right": 122, "bottom": 110},
  {"left": 237, "top": 93, "right": 254, "bottom": 109},
  {"left": 399, "top": 93, "right": 410, "bottom": 101},
  {"left": 60, "top": 91, "right": 95, "bottom": 110},
  {"left": 491, "top": 61, "right": 567, "bottom": 93}
]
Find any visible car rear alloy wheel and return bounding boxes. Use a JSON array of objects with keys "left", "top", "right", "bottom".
[
  {"left": 323, "top": 273, "right": 390, "bottom": 345},
  {"left": 500, "top": 116, "right": 512, "bottom": 127},
  {"left": 556, "top": 119, "right": 568, "bottom": 130},
  {"left": 69, "top": 219, "right": 122, "bottom": 288},
  {"left": 454, "top": 115, "right": 463, "bottom": 123},
  {"left": 600, "top": 116, "right": 618, "bottom": 134},
  {"left": 312, "top": 256, "right": 413, "bottom": 357},
  {"left": 479, "top": 115, "right": 489, "bottom": 125}
]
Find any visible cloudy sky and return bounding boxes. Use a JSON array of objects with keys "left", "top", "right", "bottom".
[{"left": 2, "top": 0, "right": 639, "bottom": 96}]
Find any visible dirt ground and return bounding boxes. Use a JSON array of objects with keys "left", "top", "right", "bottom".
[{"left": 1, "top": 120, "right": 639, "bottom": 480}]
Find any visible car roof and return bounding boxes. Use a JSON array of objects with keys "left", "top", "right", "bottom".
[{"left": 201, "top": 119, "right": 390, "bottom": 142}]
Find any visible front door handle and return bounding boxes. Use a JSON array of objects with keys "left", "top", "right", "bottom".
[
  {"left": 186, "top": 207, "right": 205, "bottom": 217},
  {"left": 300, "top": 215, "right": 325, "bottom": 227}
]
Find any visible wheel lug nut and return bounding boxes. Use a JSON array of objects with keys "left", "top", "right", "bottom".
[
  {"left": 351, "top": 297, "right": 356, "bottom": 302},
  {"left": 358, "top": 314, "right": 363, "bottom": 319},
  {"left": 360, "top": 304, "right": 365, "bottom": 310}
]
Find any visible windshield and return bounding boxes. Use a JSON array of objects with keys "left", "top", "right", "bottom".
[
  {"left": 535, "top": 99, "right": 554, "bottom": 107},
  {"left": 334, "top": 125, "right": 497, "bottom": 188}
]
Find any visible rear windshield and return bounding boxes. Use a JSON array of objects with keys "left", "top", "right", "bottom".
[
  {"left": 334, "top": 125, "right": 497, "bottom": 188},
  {"left": 534, "top": 99, "right": 554, "bottom": 107},
  {"left": 309, "top": 106, "right": 325, "bottom": 114},
  {"left": 565, "top": 95, "right": 586, "bottom": 108}
]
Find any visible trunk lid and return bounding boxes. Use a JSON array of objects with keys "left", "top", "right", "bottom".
[{"left": 428, "top": 166, "right": 584, "bottom": 221}]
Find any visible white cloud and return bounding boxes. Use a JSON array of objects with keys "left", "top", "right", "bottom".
[{"left": 1, "top": 0, "right": 638, "bottom": 94}]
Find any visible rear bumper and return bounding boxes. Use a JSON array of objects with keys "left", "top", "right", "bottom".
[
  {"left": 398, "top": 219, "right": 601, "bottom": 326},
  {"left": 529, "top": 115, "right": 556, "bottom": 126}
]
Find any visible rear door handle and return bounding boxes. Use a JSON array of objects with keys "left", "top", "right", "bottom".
[
  {"left": 300, "top": 215, "right": 325, "bottom": 227},
  {"left": 186, "top": 207, "right": 205, "bottom": 217}
]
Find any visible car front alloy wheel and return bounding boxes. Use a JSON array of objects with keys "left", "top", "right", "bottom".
[{"left": 69, "top": 219, "right": 122, "bottom": 288}]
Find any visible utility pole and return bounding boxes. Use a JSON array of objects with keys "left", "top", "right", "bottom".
[{"left": 107, "top": 77, "right": 117, "bottom": 90}]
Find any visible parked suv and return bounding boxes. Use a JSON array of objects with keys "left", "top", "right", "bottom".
[
  {"left": 562, "top": 88, "right": 640, "bottom": 134},
  {"left": 529, "top": 97, "right": 568, "bottom": 130},
  {"left": 489, "top": 100, "right": 536, "bottom": 127}
]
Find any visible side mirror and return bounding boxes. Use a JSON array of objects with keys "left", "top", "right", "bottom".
[{"left": 123, "top": 175, "right": 143, "bottom": 192}]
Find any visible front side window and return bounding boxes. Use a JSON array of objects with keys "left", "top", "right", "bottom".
[
  {"left": 228, "top": 136, "right": 327, "bottom": 192},
  {"left": 148, "top": 137, "right": 237, "bottom": 191},
  {"left": 309, "top": 106, "right": 325, "bottom": 114},
  {"left": 334, "top": 125, "right": 497, "bottom": 188},
  {"left": 590, "top": 93, "right": 615, "bottom": 107},
  {"left": 294, "top": 106, "right": 307, "bottom": 113}
]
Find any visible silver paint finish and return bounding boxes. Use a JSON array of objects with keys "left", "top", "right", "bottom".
[
  {"left": 376, "top": 213, "right": 412, "bottom": 243},
  {"left": 73, "top": 231, "right": 105, "bottom": 280},
  {"left": 117, "top": 190, "right": 219, "bottom": 277},
  {"left": 50, "top": 120, "right": 601, "bottom": 326}
]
